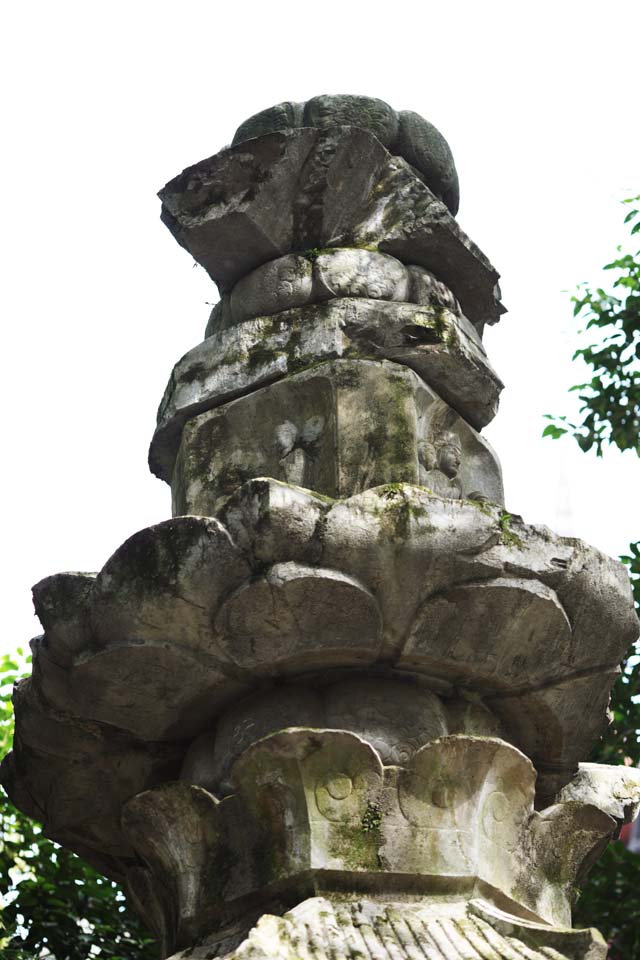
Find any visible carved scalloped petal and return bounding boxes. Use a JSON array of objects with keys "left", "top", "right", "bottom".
[
  {"left": 122, "top": 782, "right": 228, "bottom": 950},
  {"left": 232, "top": 728, "right": 385, "bottom": 874},
  {"left": 125, "top": 864, "right": 170, "bottom": 954},
  {"left": 90, "top": 516, "right": 250, "bottom": 653},
  {"left": 36, "top": 642, "right": 249, "bottom": 741},
  {"left": 488, "top": 670, "right": 619, "bottom": 792},
  {"left": 394, "top": 736, "right": 535, "bottom": 880},
  {"left": 399, "top": 735, "right": 535, "bottom": 828},
  {"left": 219, "top": 478, "right": 328, "bottom": 566},
  {"left": 532, "top": 802, "right": 616, "bottom": 888},
  {"left": 215, "top": 563, "right": 383, "bottom": 675},
  {"left": 29, "top": 517, "right": 254, "bottom": 740},
  {"left": 401, "top": 578, "right": 572, "bottom": 692},
  {"left": 2, "top": 677, "right": 183, "bottom": 861},
  {"left": 31, "top": 572, "right": 96, "bottom": 666}
]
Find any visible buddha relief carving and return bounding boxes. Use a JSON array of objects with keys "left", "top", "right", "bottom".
[
  {"left": 419, "top": 431, "right": 463, "bottom": 498},
  {"left": 275, "top": 416, "right": 324, "bottom": 486}
]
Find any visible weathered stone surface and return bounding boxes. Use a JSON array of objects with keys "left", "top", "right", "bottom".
[
  {"left": 159, "top": 127, "right": 384, "bottom": 292},
  {"left": 489, "top": 671, "right": 622, "bottom": 803},
  {"left": 171, "top": 359, "right": 504, "bottom": 515},
  {"left": 151, "top": 300, "right": 503, "bottom": 483},
  {"left": 165, "top": 896, "right": 607, "bottom": 960},
  {"left": 557, "top": 763, "right": 640, "bottom": 836},
  {"left": 123, "top": 782, "right": 229, "bottom": 952},
  {"left": 400, "top": 577, "right": 573, "bottom": 692},
  {"left": 31, "top": 571, "right": 95, "bottom": 665},
  {"left": 3, "top": 481, "right": 636, "bottom": 933},
  {"left": 8, "top": 94, "right": 638, "bottom": 960},
  {"left": 395, "top": 109, "right": 460, "bottom": 215},
  {"left": 303, "top": 94, "right": 399, "bottom": 149},
  {"left": 230, "top": 95, "right": 459, "bottom": 214},
  {"left": 0, "top": 676, "right": 183, "bottom": 875},
  {"left": 229, "top": 254, "right": 313, "bottom": 324},
  {"left": 121, "top": 730, "right": 619, "bottom": 947},
  {"left": 159, "top": 127, "right": 501, "bottom": 327},
  {"left": 407, "top": 263, "right": 461, "bottom": 314},
  {"left": 220, "top": 480, "right": 637, "bottom": 781},
  {"left": 4, "top": 481, "right": 631, "bottom": 821},
  {"left": 29, "top": 518, "right": 253, "bottom": 741},
  {"left": 180, "top": 679, "right": 494, "bottom": 792},
  {"left": 208, "top": 253, "right": 464, "bottom": 334},
  {"left": 215, "top": 563, "right": 383, "bottom": 676},
  {"left": 349, "top": 151, "right": 504, "bottom": 328},
  {"left": 313, "top": 248, "right": 409, "bottom": 302},
  {"left": 232, "top": 100, "right": 305, "bottom": 144}
]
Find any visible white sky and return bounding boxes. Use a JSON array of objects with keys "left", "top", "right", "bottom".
[{"left": 1, "top": 1, "right": 639, "bottom": 655}]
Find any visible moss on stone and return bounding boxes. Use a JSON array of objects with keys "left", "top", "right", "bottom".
[
  {"left": 328, "top": 810, "right": 383, "bottom": 871},
  {"left": 217, "top": 349, "right": 245, "bottom": 368},
  {"left": 498, "top": 511, "right": 524, "bottom": 548},
  {"left": 376, "top": 486, "right": 430, "bottom": 541},
  {"left": 361, "top": 801, "right": 382, "bottom": 833},
  {"left": 246, "top": 341, "right": 283, "bottom": 372},
  {"left": 466, "top": 498, "right": 494, "bottom": 517}
]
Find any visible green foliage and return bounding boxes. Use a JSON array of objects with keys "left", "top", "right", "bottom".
[
  {"left": 544, "top": 196, "right": 640, "bottom": 458},
  {"left": 574, "top": 841, "right": 640, "bottom": 960},
  {"left": 0, "top": 652, "right": 156, "bottom": 960},
  {"left": 574, "top": 539, "right": 640, "bottom": 958},
  {"left": 546, "top": 198, "right": 640, "bottom": 959}
]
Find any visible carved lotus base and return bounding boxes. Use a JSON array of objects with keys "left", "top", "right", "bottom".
[
  {"left": 123, "top": 729, "right": 631, "bottom": 958},
  {"left": 2, "top": 480, "right": 637, "bottom": 885}
]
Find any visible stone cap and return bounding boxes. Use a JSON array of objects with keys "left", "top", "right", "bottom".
[
  {"left": 159, "top": 126, "right": 504, "bottom": 328},
  {"left": 231, "top": 95, "right": 460, "bottom": 215}
]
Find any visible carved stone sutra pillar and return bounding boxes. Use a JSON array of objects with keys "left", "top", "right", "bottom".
[{"left": 3, "top": 95, "right": 640, "bottom": 960}]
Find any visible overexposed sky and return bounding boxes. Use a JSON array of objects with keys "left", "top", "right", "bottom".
[{"left": 1, "top": 1, "right": 638, "bottom": 654}]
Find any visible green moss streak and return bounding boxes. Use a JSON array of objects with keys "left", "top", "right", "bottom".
[
  {"left": 328, "top": 802, "right": 384, "bottom": 871},
  {"left": 375, "top": 486, "right": 430, "bottom": 541},
  {"left": 498, "top": 511, "right": 524, "bottom": 548}
]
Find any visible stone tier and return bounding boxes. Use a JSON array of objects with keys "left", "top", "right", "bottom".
[
  {"left": 165, "top": 897, "right": 609, "bottom": 960},
  {"left": 169, "top": 360, "right": 504, "bottom": 516},
  {"left": 150, "top": 300, "right": 503, "bottom": 484},
  {"left": 158, "top": 126, "right": 504, "bottom": 330},
  {"left": 121, "top": 729, "right": 640, "bottom": 955},
  {"left": 205, "top": 251, "right": 463, "bottom": 332},
  {"left": 2, "top": 480, "right": 636, "bottom": 888}
]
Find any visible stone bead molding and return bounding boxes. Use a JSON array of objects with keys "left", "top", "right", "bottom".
[
  {"left": 150, "top": 302, "right": 503, "bottom": 485},
  {"left": 120, "top": 730, "right": 635, "bottom": 954},
  {"left": 232, "top": 95, "right": 460, "bottom": 215},
  {"left": 2, "top": 479, "right": 637, "bottom": 875},
  {"left": 168, "top": 359, "right": 504, "bottom": 517},
  {"left": 206, "top": 251, "right": 464, "bottom": 333},
  {"left": 165, "top": 896, "right": 609, "bottom": 960},
  {"left": 158, "top": 125, "right": 505, "bottom": 330}
]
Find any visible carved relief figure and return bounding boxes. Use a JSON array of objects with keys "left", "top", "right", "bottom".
[
  {"left": 418, "top": 431, "right": 463, "bottom": 499},
  {"left": 275, "top": 416, "right": 324, "bottom": 486}
]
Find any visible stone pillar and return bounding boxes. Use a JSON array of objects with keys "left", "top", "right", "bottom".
[{"left": 3, "top": 95, "right": 639, "bottom": 960}]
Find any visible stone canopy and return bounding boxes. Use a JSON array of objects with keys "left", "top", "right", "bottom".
[{"left": 2, "top": 95, "right": 638, "bottom": 960}]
